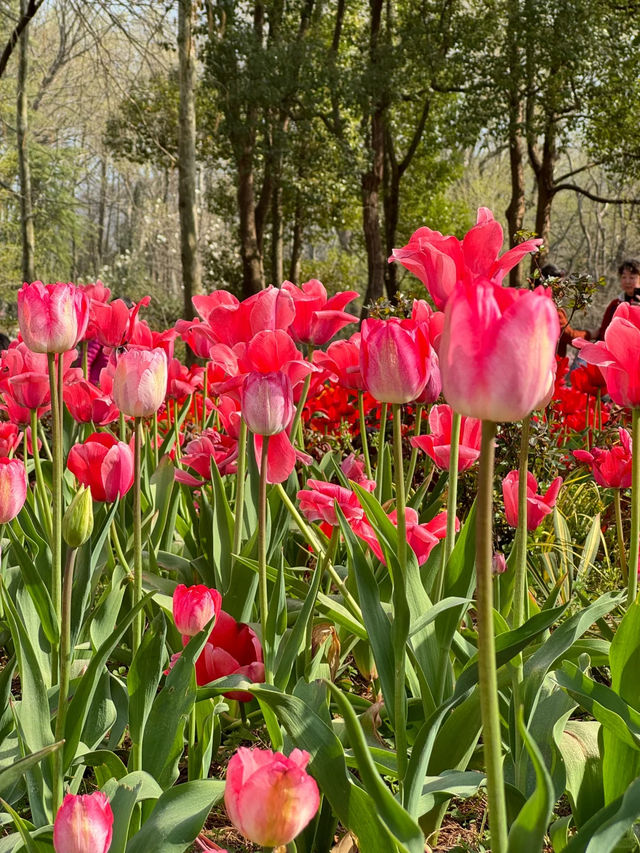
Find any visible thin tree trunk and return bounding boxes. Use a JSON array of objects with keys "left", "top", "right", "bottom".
[
  {"left": 178, "top": 0, "right": 202, "bottom": 323},
  {"left": 506, "top": 105, "right": 526, "bottom": 287},
  {"left": 532, "top": 128, "right": 557, "bottom": 267},
  {"left": 17, "top": 0, "right": 34, "bottom": 283},
  {"left": 237, "top": 143, "right": 265, "bottom": 297},
  {"left": 289, "top": 188, "right": 303, "bottom": 283},
  {"left": 97, "top": 154, "right": 107, "bottom": 265}
]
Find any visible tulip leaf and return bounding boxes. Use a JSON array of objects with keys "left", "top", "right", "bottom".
[
  {"left": 0, "top": 797, "right": 40, "bottom": 853},
  {"left": 558, "top": 721, "right": 604, "bottom": 829},
  {"left": 416, "top": 770, "right": 486, "bottom": 815},
  {"left": 6, "top": 524, "right": 58, "bottom": 646},
  {"left": 563, "top": 776, "right": 640, "bottom": 853},
  {"left": 0, "top": 742, "right": 62, "bottom": 797},
  {"left": 103, "top": 771, "right": 165, "bottom": 853},
  {"left": 125, "top": 779, "right": 225, "bottom": 853},
  {"left": 128, "top": 611, "right": 167, "bottom": 758},
  {"left": 209, "top": 454, "right": 235, "bottom": 593}
]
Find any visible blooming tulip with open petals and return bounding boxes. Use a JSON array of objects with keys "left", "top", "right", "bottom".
[
  {"left": 0, "top": 458, "right": 27, "bottom": 523},
  {"left": 281, "top": 279, "right": 358, "bottom": 346},
  {"left": 67, "top": 433, "right": 134, "bottom": 502},
  {"left": 360, "top": 318, "right": 430, "bottom": 404},
  {"left": 297, "top": 479, "right": 364, "bottom": 527},
  {"left": 172, "top": 584, "right": 222, "bottom": 636},
  {"left": 53, "top": 791, "right": 113, "bottom": 853},
  {"left": 224, "top": 747, "right": 320, "bottom": 847},
  {"left": 112, "top": 347, "right": 167, "bottom": 417},
  {"left": 502, "top": 470, "right": 563, "bottom": 531},
  {"left": 440, "top": 278, "right": 560, "bottom": 422},
  {"left": 574, "top": 428, "right": 633, "bottom": 489},
  {"left": 18, "top": 281, "right": 90, "bottom": 354},
  {"left": 410, "top": 404, "right": 481, "bottom": 471}
]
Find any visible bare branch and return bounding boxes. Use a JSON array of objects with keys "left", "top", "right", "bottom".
[
  {"left": 0, "top": 0, "right": 46, "bottom": 79},
  {"left": 553, "top": 183, "right": 640, "bottom": 205}
]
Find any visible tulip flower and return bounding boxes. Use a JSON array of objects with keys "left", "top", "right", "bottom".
[
  {"left": 502, "top": 470, "right": 563, "bottom": 531},
  {"left": 64, "top": 379, "right": 119, "bottom": 425},
  {"left": 0, "top": 423, "right": 22, "bottom": 457},
  {"left": 281, "top": 279, "right": 358, "bottom": 345},
  {"left": 87, "top": 296, "right": 150, "bottom": 348},
  {"left": 18, "top": 281, "right": 90, "bottom": 354},
  {"left": 570, "top": 362, "right": 607, "bottom": 396},
  {"left": 53, "top": 791, "right": 113, "bottom": 853},
  {"left": 410, "top": 404, "right": 481, "bottom": 471},
  {"left": 241, "top": 371, "right": 294, "bottom": 436},
  {"left": 224, "top": 747, "right": 320, "bottom": 847},
  {"left": 297, "top": 479, "right": 364, "bottom": 527},
  {"left": 112, "top": 347, "right": 168, "bottom": 418},
  {"left": 0, "top": 457, "right": 27, "bottom": 523},
  {"left": 574, "top": 428, "right": 633, "bottom": 489},
  {"left": 313, "top": 332, "right": 364, "bottom": 391},
  {"left": 360, "top": 318, "right": 430, "bottom": 404},
  {"left": 440, "top": 278, "right": 560, "bottom": 422},
  {"left": 353, "top": 508, "right": 455, "bottom": 566},
  {"left": 67, "top": 433, "right": 134, "bottom": 502},
  {"left": 173, "top": 584, "right": 222, "bottom": 636},
  {"left": 176, "top": 429, "right": 238, "bottom": 483}
]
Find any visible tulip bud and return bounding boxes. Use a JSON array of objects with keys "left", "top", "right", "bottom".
[
  {"left": 241, "top": 371, "right": 294, "bottom": 436},
  {"left": 172, "top": 584, "right": 222, "bottom": 636},
  {"left": 53, "top": 792, "right": 113, "bottom": 853},
  {"left": 62, "top": 486, "right": 94, "bottom": 548},
  {"left": 18, "top": 281, "right": 90, "bottom": 354},
  {"left": 492, "top": 552, "right": 507, "bottom": 575},
  {"left": 0, "top": 458, "right": 27, "bottom": 524},
  {"left": 112, "top": 347, "right": 167, "bottom": 418},
  {"left": 360, "top": 318, "right": 430, "bottom": 404}
]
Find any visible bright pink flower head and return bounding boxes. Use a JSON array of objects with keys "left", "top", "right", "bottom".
[
  {"left": 574, "top": 303, "right": 640, "bottom": 408},
  {"left": 53, "top": 791, "right": 113, "bottom": 853},
  {"left": 354, "top": 508, "right": 455, "bottom": 566},
  {"left": 192, "top": 610, "right": 264, "bottom": 701},
  {"left": 67, "top": 433, "right": 134, "bottom": 502},
  {"left": 574, "top": 428, "right": 633, "bottom": 489},
  {"left": 18, "top": 281, "right": 90, "bottom": 354},
  {"left": 176, "top": 429, "right": 238, "bottom": 483},
  {"left": 281, "top": 279, "right": 358, "bottom": 346},
  {"left": 313, "top": 333, "right": 364, "bottom": 391},
  {"left": 224, "top": 747, "right": 320, "bottom": 847},
  {"left": 440, "top": 278, "right": 560, "bottom": 422},
  {"left": 390, "top": 208, "right": 542, "bottom": 310},
  {"left": 297, "top": 479, "right": 364, "bottom": 527},
  {"left": 241, "top": 371, "right": 294, "bottom": 436},
  {"left": 0, "top": 423, "right": 22, "bottom": 457},
  {"left": 502, "top": 470, "right": 563, "bottom": 531},
  {"left": 172, "top": 584, "right": 222, "bottom": 636},
  {"left": 64, "top": 379, "right": 119, "bottom": 425},
  {"left": 360, "top": 318, "right": 430, "bottom": 404},
  {"left": 0, "top": 458, "right": 27, "bottom": 523},
  {"left": 87, "top": 296, "right": 150, "bottom": 348},
  {"left": 8, "top": 372, "right": 50, "bottom": 410},
  {"left": 410, "top": 404, "right": 481, "bottom": 471},
  {"left": 341, "top": 453, "right": 376, "bottom": 491},
  {"left": 112, "top": 347, "right": 168, "bottom": 417}
]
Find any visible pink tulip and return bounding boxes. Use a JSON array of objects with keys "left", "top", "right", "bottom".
[
  {"left": 390, "top": 208, "right": 542, "bottom": 310},
  {"left": 172, "top": 584, "right": 222, "bottom": 636},
  {"left": 241, "top": 371, "right": 294, "bottom": 436},
  {"left": 281, "top": 279, "right": 358, "bottom": 345},
  {"left": 492, "top": 552, "right": 507, "bottom": 575},
  {"left": 112, "top": 347, "right": 168, "bottom": 417},
  {"left": 224, "top": 747, "right": 320, "bottom": 847},
  {"left": 0, "top": 423, "right": 22, "bottom": 457},
  {"left": 360, "top": 318, "right": 430, "bottom": 404},
  {"left": 354, "top": 508, "right": 456, "bottom": 566},
  {"left": 439, "top": 278, "right": 560, "bottom": 422},
  {"left": 53, "top": 791, "right": 113, "bottom": 853},
  {"left": 87, "top": 296, "right": 150, "bottom": 348},
  {"left": 574, "top": 303, "right": 640, "bottom": 408},
  {"left": 18, "top": 281, "right": 90, "bottom": 353},
  {"left": 176, "top": 429, "right": 238, "bottom": 483},
  {"left": 340, "top": 453, "right": 376, "bottom": 491},
  {"left": 313, "top": 332, "right": 364, "bottom": 391},
  {"left": 0, "top": 458, "right": 27, "bottom": 523},
  {"left": 64, "top": 379, "right": 119, "bottom": 425},
  {"left": 67, "top": 433, "right": 134, "bottom": 502},
  {"left": 297, "top": 479, "right": 364, "bottom": 526},
  {"left": 410, "top": 404, "right": 481, "bottom": 471},
  {"left": 191, "top": 610, "right": 264, "bottom": 701},
  {"left": 574, "top": 428, "right": 633, "bottom": 489},
  {"left": 502, "top": 470, "right": 563, "bottom": 531}
]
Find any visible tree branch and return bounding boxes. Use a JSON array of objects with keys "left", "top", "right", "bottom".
[
  {"left": 0, "top": 0, "right": 46, "bottom": 79},
  {"left": 553, "top": 182, "right": 640, "bottom": 205}
]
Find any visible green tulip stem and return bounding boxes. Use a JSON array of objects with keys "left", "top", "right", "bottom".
[
  {"left": 477, "top": 420, "right": 508, "bottom": 853},
  {"left": 391, "top": 403, "right": 408, "bottom": 787},
  {"left": 232, "top": 419, "right": 248, "bottom": 569},
  {"left": 290, "top": 348, "right": 313, "bottom": 451},
  {"left": 30, "top": 409, "right": 52, "bottom": 539},
  {"left": 404, "top": 403, "right": 424, "bottom": 493},
  {"left": 110, "top": 517, "right": 129, "bottom": 572},
  {"left": 258, "top": 435, "right": 271, "bottom": 683},
  {"left": 202, "top": 368, "right": 208, "bottom": 432},
  {"left": 375, "top": 403, "right": 388, "bottom": 500},
  {"left": 628, "top": 408, "right": 640, "bottom": 606},
  {"left": 187, "top": 704, "right": 198, "bottom": 781},
  {"left": 358, "top": 390, "right": 373, "bottom": 480},
  {"left": 513, "top": 414, "right": 531, "bottom": 632},
  {"left": 47, "top": 352, "right": 62, "bottom": 685},
  {"left": 615, "top": 489, "right": 628, "bottom": 584},
  {"left": 152, "top": 411, "right": 159, "bottom": 468},
  {"left": 132, "top": 416, "right": 143, "bottom": 656},
  {"left": 435, "top": 410, "right": 461, "bottom": 602},
  {"left": 52, "top": 546, "right": 77, "bottom": 813},
  {"left": 81, "top": 340, "right": 88, "bottom": 379}
]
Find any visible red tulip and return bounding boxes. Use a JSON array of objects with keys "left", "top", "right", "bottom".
[
  {"left": 67, "top": 433, "right": 134, "bottom": 502},
  {"left": 360, "top": 318, "right": 430, "bottom": 404},
  {"left": 0, "top": 423, "right": 22, "bottom": 457},
  {"left": 574, "top": 428, "right": 633, "bottom": 489},
  {"left": 112, "top": 347, "right": 167, "bottom": 417},
  {"left": 281, "top": 279, "right": 358, "bottom": 345},
  {"left": 172, "top": 584, "right": 222, "bottom": 636},
  {"left": 224, "top": 747, "right": 320, "bottom": 847},
  {"left": 410, "top": 404, "right": 481, "bottom": 471},
  {"left": 297, "top": 479, "right": 364, "bottom": 527},
  {"left": 0, "top": 458, "right": 27, "bottom": 523},
  {"left": 53, "top": 791, "right": 113, "bottom": 853},
  {"left": 241, "top": 371, "right": 294, "bottom": 436},
  {"left": 8, "top": 372, "right": 50, "bottom": 410},
  {"left": 502, "top": 470, "right": 563, "bottom": 531},
  {"left": 570, "top": 362, "right": 607, "bottom": 396},
  {"left": 176, "top": 429, "right": 238, "bottom": 483},
  {"left": 191, "top": 610, "right": 264, "bottom": 701},
  {"left": 313, "top": 333, "right": 364, "bottom": 391},
  {"left": 87, "top": 296, "right": 150, "bottom": 348},
  {"left": 440, "top": 278, "right": 559, "bottom": 422},
  {"left": 354, "top": 508, "right": 455, "bottom": 566},
  {"left": 64, "top": 379, "right": 119, "bottom": 425},
  {"left": 18, "top": 281, "right": 89, "bottom": 353}
]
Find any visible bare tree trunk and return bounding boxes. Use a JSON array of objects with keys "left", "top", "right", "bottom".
[
  {"left": 532, "top": 128, "right": 557, "bottom": 267},
  {"left": 506, "top": 106, "right": 525, "bottom": 287},
  {"left": 17, "top": 0, "right": 34, "bottom": 283},
  {"left": 289, "top": 188, "right": 303, "bottom": 283},
  {"left": 237, "top": 144, "right": 265, "bottom": 297},
  {"left": 178, "top": 0, "right": 202, "bottom": 322}
]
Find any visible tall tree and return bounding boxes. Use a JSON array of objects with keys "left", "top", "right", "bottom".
[{"left": 16, "top": 0, "right": 34, "bottom": 281}]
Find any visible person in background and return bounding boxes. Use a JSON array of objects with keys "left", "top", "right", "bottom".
[
  {"left": 595, "top": 258, "right": 640, "bottom": 340},
  {"left": 540, "top": 264, "right": 591, "bottom": 357}
]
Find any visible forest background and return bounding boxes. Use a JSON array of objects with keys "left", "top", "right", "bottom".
[{"left": 1, "top": 0, "right": 640, "bottom": 335}]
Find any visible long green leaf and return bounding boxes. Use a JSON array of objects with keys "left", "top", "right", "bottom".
[{"left": 564, "top": 777, "right": 640, "bottom": 853}]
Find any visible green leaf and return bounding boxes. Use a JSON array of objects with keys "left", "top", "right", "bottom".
[
  {"left": 0, "top": 798, "right": 39, "bottom": 853},
  {"left": 0, "top": 743, "right": 62, "bottom": 796},
  {"left": 128, "top": 612, "right": 167, "bottom": 751},
  {"left": 558, "top": 721, "right": 603, "bottom": 829},
  {"left": 104, "top": 771, "right": 164, "bottom": 853},
  {"left": 209, "top": 455, "right": 235, "bottom": 593},
  {"left": 125, "top": 780, "right": 225, "bottom": 853},
  {"left": 564, "top": 776, "right": 640, "bottom": 853},
  {"left": 7, "top": 524, "right": 58, "bottom": 646}
]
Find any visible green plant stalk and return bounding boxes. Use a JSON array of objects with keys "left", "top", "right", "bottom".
[
  {"left": 81, "top": 340, "right": 88, "bottom": 379},
  {"left": 289, "top": 354, "right": 313, "bottom": 451},
  {"left": 597, "top": 389, "right": 602, "bottom": 431},
  {"left": 434, "top": 410, "right": 461, "bottom": 602},
  {"left": 110, "top": 518, "right": 129, "bottom": 572},
  {"left": 476, "top": 420, "right": 508, "bottom": 853},
  {"left": 628, "top": 407, "right": 640, "bottom": 606},
  {"left": 305, "top": 526, "right": 340, "bottom": 673},
  {"left": 201, "top": 368, "right": 208, "bottom": 432},
  {"left": 258, "top": 435, "right": 271, "bottom": 682},
  {"left": 152, "top": 411, "right": 159, "bottom": 468},
  {"left": 375, "top": 402, "right": 388, "bottom": 500},
  {"left": 404, "top": 403, "right": 423, "bottom": 493},
  {"left": 187, "top": 704, "right": 197, "bottom": 781},
  {"left": 30, "top": 409, "right": 52, "bottom": 540},
  {"left": 132, "top": 417, "right": 143, "bottom": 656},
  {"left": 615, "top": 489, "right": 628, "bottom": 584},
  {"left": 38, "top": 419, "right": 53, "bottom": 461},
  {"left": 232, "top": 419, "right": 248, "bottom": 569},
  {"left": 391, "top": 403, "right": 408, "bottom": 786},
  {"left": 52, "top": 546, "right": 77, "bottom": 812},
  {"left": 47, "top": 352, "right": 62, "bottom": 685},
  {"left": 358, "top": 390, "right": 373, "bottom": 480}
]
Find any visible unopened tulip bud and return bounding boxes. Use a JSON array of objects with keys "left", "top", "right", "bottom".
[
  {"left": 18, "top": 281, "right": 90, "bottom": 354},
  {"left": 492, "top": 552, "right": 507, "bottom": 575},
  {"left": 241, "top": 371, "right": 294, "bottom": 435},
  {"left": 53, "top": 792, "right": 113, "bottom": 853},
  {"left": 112, "top": 347, "right": 167, "bottom": 418},
  {"left": 62, "top": 486, "right": 94, "bottom": 548},
  {"left": 172, "top": 584, "right": 222, "bottom": 636},
  {"left": 0, "top": 458, "right": 27, "bottom": 523}
]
